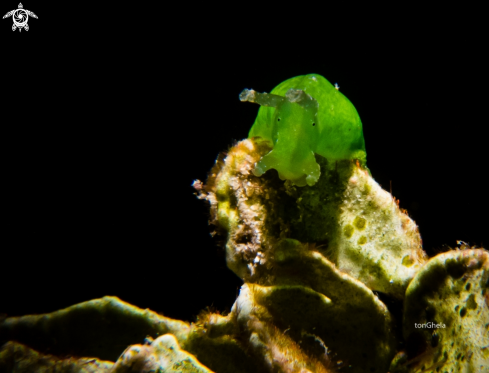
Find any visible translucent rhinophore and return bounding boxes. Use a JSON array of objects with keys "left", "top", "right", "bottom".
[{"left": 240, "top": 74, "right": 367, "bottom": 186}]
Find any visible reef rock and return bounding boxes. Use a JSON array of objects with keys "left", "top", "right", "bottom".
[{"left": 1, "top": 138, "right": 487, "bottom": 373}]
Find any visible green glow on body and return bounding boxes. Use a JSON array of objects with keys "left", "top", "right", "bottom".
[{"left": 240, "top": 74, "right": 367, "bottom": 186}]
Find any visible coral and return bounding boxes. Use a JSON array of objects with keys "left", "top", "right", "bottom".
[
  {"left": 0, "top": 341, "right": 113, "bottom": 373},
  {"left": 0, "top": 296, "right": 191, "bottom": 362},
  {"left": 110, "top": 334, "right": 213, "bottom": 373},
  {"left": 231, "top": 284, "right": 333, "bottom": 373},
  {"left": 232, "top": 278, "right": 396, "bottom": 372},
  {"left": 0, "top": 297, "right": 264, "bottom": 373},
  {"left": 197, "top": 138, "right": 426, "bottom": 299},
  {"left": 192, "top": 132, "right": 487, "bottom": 372},
  {"left": 391, "top": 249, "right": 489, "bottom": 372}
]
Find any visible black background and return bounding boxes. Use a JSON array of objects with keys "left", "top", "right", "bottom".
[{"left": 1, "top": 3, "right": 487, "bottom": 323}]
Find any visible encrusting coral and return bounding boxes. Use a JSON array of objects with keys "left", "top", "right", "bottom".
[
  {"left": 1, "top": 74, "right": 487, "bottom": 373},
  {"left": 0, "top": 297, "right": 263, "bottom": 373},
  {"left": 196, "top": 137, "right": 426, "bottom": 300},
  {"left": 391, "top": 248, "right": 489, "bottom": 372},
  {"left": 110, "top": 334, "right": 214, "bottom": 373},
  {"left": 0, "top": 341, "right": 114, "bottom": 373}
]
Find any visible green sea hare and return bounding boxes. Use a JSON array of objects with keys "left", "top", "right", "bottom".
[{"left": 240, "top": 74, "right": 366, "bottom": 186}]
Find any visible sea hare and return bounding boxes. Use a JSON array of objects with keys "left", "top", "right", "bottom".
[{"left": 240, "top": 74, "right": 367, "bottom": 186}]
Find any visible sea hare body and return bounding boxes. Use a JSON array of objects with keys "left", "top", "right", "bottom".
[{"left": 240, "top": 74, "right": 366, "bottom": 186}]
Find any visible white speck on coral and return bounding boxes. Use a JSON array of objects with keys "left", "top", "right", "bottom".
[{"left": 244, "top": 140, "right": 254, "bottom": 151}]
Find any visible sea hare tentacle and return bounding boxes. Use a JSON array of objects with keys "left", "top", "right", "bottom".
[{"left": 239, "top": 88, "right": 285, "bottom": 108}]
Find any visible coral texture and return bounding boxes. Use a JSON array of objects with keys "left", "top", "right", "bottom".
[
  {"left": 110, "top": 334, "right": 213, "bottom": 373},
  {"left": 196, "top": 139, "right": 426, "bottom": 299},
  {"left": 1, "top": 137, "right": 488, "bottom": 373},
  {"left": 0, "top": 341, "right": 113, "bottom": 373},
  {"left": 391, "top": 249, "right": 489, "bottom": 372}
]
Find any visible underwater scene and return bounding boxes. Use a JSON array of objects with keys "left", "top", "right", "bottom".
[{"left": 1, "top": 24, "right": 488, "bottom": 373}]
